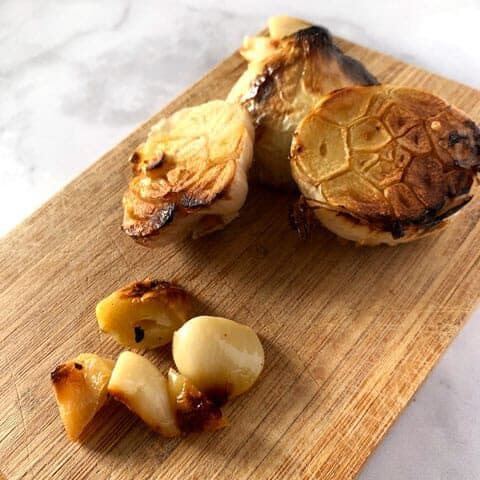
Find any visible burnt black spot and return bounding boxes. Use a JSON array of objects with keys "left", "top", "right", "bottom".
[
  {"left": 152, "top": 203, "right": 175, "bottom": 228},
  {"left": 129, "top": 151, "right": 140, "bottom": 164},
  {"left": 295, "top": 25, "right": 332, "bottom": 48},
  {"left": 289, "top": 197, "right": 316, "bottom": 240},
  {"left": 448, "top": 131, "right": 468, "bottom": 147},
  {"left": 204, "top": 386, "right": 230, "bottom": 407},
  {"left": 122, "top": 202, "right": 176, "bottom": 239},
  {"left": 464, "top": 120, "right": 478, "bottom": 132},
  {"left": 74, "top": 362, "right": 83, "bottom": 370},
  {"left": 124, "top": 203, "right": 176, "bottom": 239},
  {"left": 128, "top": 279, "right": 158, "bottom": 297},
  {"left": 418, "top": 197, "right": 473, "bottom": 229},
  {"left": 50, "top": 365, "right": 67, "bottom": 383},
  {"left": 390, "top": 221, "right": 405, "bottom": 239},
  {"left": 175, "top": 381, "right": 226, "bottom": 433},
  {"left": 243, "top": 67, "right": 277, "bottom": 108},
  {"left": 336, "top": 51, "right": 379, "bottom": 86},
  {"left": 296, "top": 25, "right": 378, "bottom": 86},
  {"left": 145, "top": 152, "right": 164, "bottom": 171},
  {"left": 294, "top": 144, "right": 304, "bottom": 154},
  {"left": 134, "top": 326, "right": 144, "bottom": 343},
  {"left": 180, "top": 194, "right": 209, "bottom": 209}
]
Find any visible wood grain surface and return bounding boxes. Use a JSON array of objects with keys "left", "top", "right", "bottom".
[{"left": 1, "top": 37, "right": 479, "bottom": 480}]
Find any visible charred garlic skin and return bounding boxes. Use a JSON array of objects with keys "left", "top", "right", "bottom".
[
  {"left": 290, "top": 85, "right": 480, "bottom": 245},
  {"left": 96, "top": 279, "right": 192, "bottom": 350},
  {"left": 172, "top": 316, "right": 265, "bottom": 402},
  {"left": 51, "top": 353, "right": 114, "bottom": 441},
  {"left": 227, "top": 16, "right": 378, "bottom": 188}
]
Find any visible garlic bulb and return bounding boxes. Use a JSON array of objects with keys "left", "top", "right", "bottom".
[
  {"left": 107, "top": 351, "right": 179, "bottom": 437},
  {"left": 172, "top": 316, "right": 264, "bottom": 403}
]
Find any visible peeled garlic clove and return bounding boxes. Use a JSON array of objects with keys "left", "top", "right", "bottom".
[
  {"left": 51, "top": 353, "right": 114, "bottom": 441},
  {"left": 96, "top": 279, "right": 192, "bottom": 350},
  {"left": 107, "top": 351, "right": 180, "bottom": 437},
  {"left": 167, "top": 368, "right": 227, "bottom": 433},
  {"left": 172, "top": 316, "right": 264, "bottom": 403}
]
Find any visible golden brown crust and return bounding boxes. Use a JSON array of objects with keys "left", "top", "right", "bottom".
[
  {"left": 241, "top": 27, "right": 378, "bottom": 118},
  {"left": 50, "top": 362, "right": 83, "bottom": 387},
  {"left": 117, "top": 278, "right": 191, "bottom": 305},
  {"left": 122, "top": 101, "right": 253, "bottom": 242},
  {"left": 291, "top": 85, "right": 480, "bottom": 241},
  {"left": 122, "top": 159, "right": 235, "bottom": 240},
  {"left": 175, "top": 378, "right": 227, "bottom": 433}
]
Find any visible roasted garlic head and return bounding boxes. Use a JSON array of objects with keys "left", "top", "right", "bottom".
[
  {"left": 227, "top": 15, "right": 377, "bottom": 188},
  {"left": 291, "top": 85, "right": 480, "bottom": 245},
  {"left": 122, "top": 100, "right": 254, "bottom": 245},
  {"left": 96, "top": 279, "right": 192, "bottom": 349}
]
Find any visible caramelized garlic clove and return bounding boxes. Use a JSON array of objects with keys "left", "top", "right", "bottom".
[
  {"left": 107, "top": 351, "right": 180, "bottom": 437},
  {"left": 172, "top": 316, "right": 264, "bottom": 403},
  {"left": 167, "top": 369, "right": 228, "bottom": 433},
  {"left": 96, "top": 279, "right": 192, "bottom": 350},
  {"left": 51, "top": 353, "right": 114, "bottom": 441}
]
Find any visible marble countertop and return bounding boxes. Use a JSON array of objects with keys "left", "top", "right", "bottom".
[{"left": 1, "top": 0, "right": 479, "bottom": 478}]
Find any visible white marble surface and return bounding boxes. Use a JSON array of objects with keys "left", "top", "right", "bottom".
[{"left": 1, "top": 0, "right": 479, "bottom": 478}]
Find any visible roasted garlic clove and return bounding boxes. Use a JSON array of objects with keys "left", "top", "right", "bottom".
[
  {"left": 172, "top": 316, "right": 264, "bottom": 403},
  {"left": 96, "top": 279, "right": 192, "bottom": 349},
  {"left": 107, "top": 351, "right": 180, "bottom": 437},
  {"left": 167, "top": 369, "right": 227, "bottom": 433},
  {"left": 51, "top": 353, "right": 114, "bottom": 441}
]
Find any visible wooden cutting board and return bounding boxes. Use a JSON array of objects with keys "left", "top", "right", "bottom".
[{"left": 1, "top": 35, "right": 479, "bottom": 480}]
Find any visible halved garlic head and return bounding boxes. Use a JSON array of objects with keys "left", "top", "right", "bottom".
[
  {"left": 168, "top": 369, "right": 227, "bottom": 433},
  {"left": 107, "top": 351, "right": 180, "bottom": 437},
  {"left": 51, "top": 353, "right": 114, "bottom": 441},
  {"left": 172, "top": 316, "right": 264, "bottom": 403},
  {"left": 96, "top": 279, "right": 192, "bottom": 349},
  {"left": 290, "top": 85, "right": 480, "bottom": 245}
]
